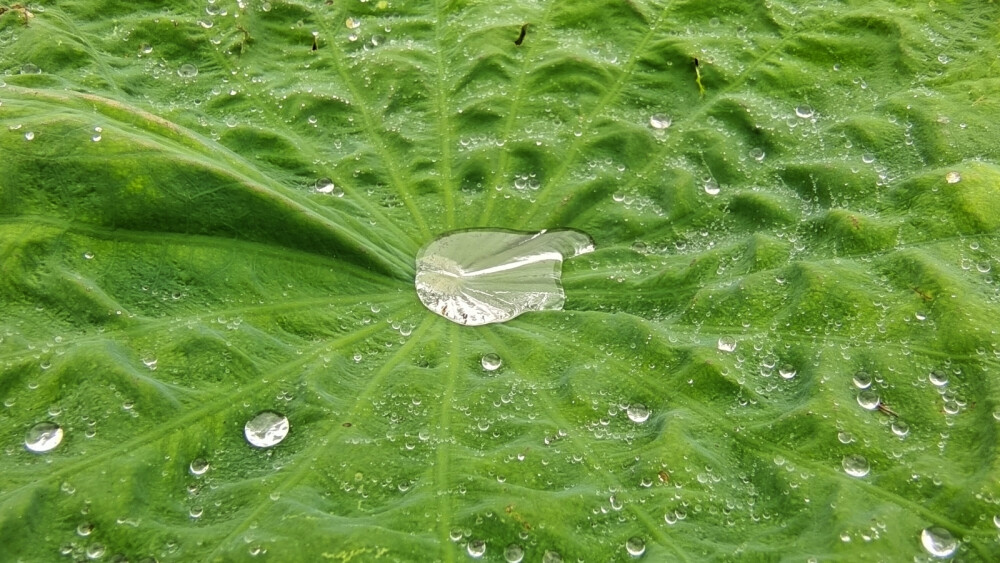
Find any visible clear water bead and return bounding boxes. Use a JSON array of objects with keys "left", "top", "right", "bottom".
[
  {"left": 920, "top": 526, "right": 957, "bottom": 558},
  {"left": 795, "top": 105, "right": 814, "bottom": 119},
  {"left": 717, "top": 337, "right": 737, "bottom": 352},
  {"left": 852, "top": 371, "right": 872, "bottom": 389},
  {"left": 466, "top": 539, "right": 486, "bottom": 558},
  {"left": 648, "top": 114, "right": 671, "bottom": 130},
  {"left": 481, "top": 353, "right": 502, "bottom": 371},
  {"left": 189, "top": 458, "right": 210, "bottom": 476},
  {"left": 414, "top": 229, "right": 594, "bottom": 326},
  {"left": 25, "top": 421, "right": 63, "bottom": 452},
  {"left": 625, "top": 536, "right": 646, "bottom": 557},
  {"left": 945, "top": 171, "right": 961, "bottom": 184},
  {"left": 315, "top": 177, "right": 343, "bottom": 197},
  {"left": 177, "top": 63, "right": 198, "bottom": 78},
  {"left": 541, "top": 551, "right": 562, "bottom": 563},
  {"left": 503, "top": 544, "right": 524, "bottom": 563},
  {"left": 842, "top": 454, "right": 870, "bottom": 477},
  {"left": 244, "top": 411, "right": 289, "bottom": 448},
  {"left": 857, "top": 390, "right": 880, "bottom": 410},
  {"left": 626, "top": 403, "right": 650, "bottom": 423},
  {"left": 929, "top": 369, "right": 948, "bottom": 387}
]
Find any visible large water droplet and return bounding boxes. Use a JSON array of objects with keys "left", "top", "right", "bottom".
[
  {"left": 945, "top": 171, "right": 961, "bottom": 184},
  {"left": 852, "top": 371, "right": 872, "bottom": 389},
  {"left": 929, "top": 369, "right": 948, "bottom": 387},
  {"left": 795, "top": 105, "right": 814, "bottom": 119},
  {"left": 189, "top": 458, "right": 210, "bottom": 476},
  {"left": 648, "top": 114, "right": 671, "bottom": 130},
  {"left": 625, "top": 536, "right": 646, "bottom": 557},
  {"left": 414, "top": 229, "right": 594, "bottom": 326},
  {"left": 503, "top": 544, "right": 524, "bottom": 563},
  {"left": 177, "top": 63, "right": 199, "bottom": 78},
  {"left": 626, "top": 403, "right": 650, "bottom": 424},
  {"left": 244, "top": 411, "right": 289, "bottom": 448},
  {"left": 717, "top": 337, "right": 737, "bottom": 352},
  {"left": 25, "top": 421, "right": 63, "bottom": 452},
  {"left": 842, "top": 454, "right": 870, "bottom": 477},
  {"left": 466, "top": 539, "right": 486, "bottom": 558},
  {"left": 920, "top": 527, "right": 957, "bottom": 558},
  {"left": 481, "top": 353, "right": 502, "bottom": 371},
  {"left": 857, "top": 390, "right": 880, "bottom": 410}
]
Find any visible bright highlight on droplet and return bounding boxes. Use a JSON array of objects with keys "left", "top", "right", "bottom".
[
  {"left": 920, "top": 526, "right": 958, "bottom": 558},
  {"left": 414, "top": 229, "right": 594, "bottom": 326},
  {"left": 481, "top": 353, "right": 502, "bottom": 371},
  {"left": 25, "top": 421, "right": 63, "bottom": 452},
  {"left": 244, "top": 411, "right": 289, "bottom": 448}
]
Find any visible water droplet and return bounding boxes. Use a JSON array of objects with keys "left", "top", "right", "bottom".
[
  {"left": 778, "top": 364, "right": 797, "bottom": 380},
  {"left": 20, "top": 63, "right": 41, "bottom": 75},
  {"left": 189, "top": 506, "right": 204, "bottom": 518},
  {"left": 853, "top": 371, "right": 872, "bottom": 389},
  {"left": 314, "top": 177, "right": 343, "bottom": 196},
  {"left": 625, "top": 536, "right": 646, "bottom": 557},
  {"left": 414, "top": 229, "right": 594, "bottom": 326},
  {"left": 857, "top": 390, "right": 880, "bottom": 410},
  {"left": 626, "top": 403, "right": 650, "bottom": 423},
  {"left": 993, "top": 514, "right": 1000, "bottom": 529},
  {"left": 140, "top": 43, "right": 153, "bottom": 54},
  {"left": 648, "top": 114, "right": 671, "bottom": 130},
  {"left": 749, "top": 147, "right": 765, "bottom": 161},
  {"left": 189, "top": 458, "right": 210, "bottom": 476},
  {"left": 891, "top": 420, "right": 910, "bottom": 438},
  {"left": 25, "top": 421, "right": 63, "bottom": 452},
  {"left": 541, "top": 551, "right": 562, "bottom": 563},
  {"left": 946, "top": 171, "right": 961, "bottom": 184},
  {"left": 795, "top": 105, "right": 814, "bottom": 119},
  {"left": 703, "top": 178, "right": 720, "bottom": 196},
  {"left": 862, "top": 153, "right": 876, "bottom": 164},
  {"left": 177, "top": 64, "right": 199, "bottom": 78},
  {"left": 77, "top": 522, "right": 94, "bottom": 536},
  {"left": 85, "top": 543, "right": 106, "bottom": 560},
  {"left": 929, "top": 369, "right": 948, "bottom": 387},
  {"left": 345, "top": 17, "right": 361, "bottom": 29},
  {"left": 466, "top": 539, "right": 486, "bottom": 558},
  {"left": 717, "top": 337, "right": 737, "bottom": 352},
  {"left": 481, "top": 353, "right": 502, "bottom": 371},
  {"left": 83, "top": 251, "right": 95, "bottom": 260},
  {"left": 24, "top": 131, "right": 35, "bottom": 141},
  {"left": 920, "top": 527, "right": 957, "bottom": 558},
  {"left": 244, "top": 411, "right": 289, "bottom": 448},
  {"left": 91, "top": 126, "right": 102, "bottom": 142},
  {"left": 838, "top": 431, "right": 854, "bottom": 444},
  {"left": 503, "top": 543, "right": 524, "bottom": 563},
  {"left": 842, "top": 454, "right": 870, "bottom": 477}
]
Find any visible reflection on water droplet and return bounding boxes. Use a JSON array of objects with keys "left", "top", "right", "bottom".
[
  {"left": 795, "top": 105, "right": 814, "bottom": 119},
  {"left": 25, "top": 421, "right": 63, "bottom": 452},
  {"left": 857, "top": 390, "right": 880, "bottom": 410},
  {"left": 920, "top": 527, "right": 957, "bottom": 558},
  {"left": 140, "top": 43, "right": 153, "bottom": 54},
  {"left": 993, "top": 514, "right": 1000, "bottom": 529},
  {"left": 842, "top": 454, "right": 870, "bottom": 477},
  {"left": 189, "top": 458, "right": 210, "bottom": 476},
  {"left": 945, "top": 171, "right": 961, "bottom": 183},
  {"left": 542, "top": 550, "right": 562, "bottom": 563},
  {"left": 778, "top": 364, "right": 797, "bottom": 379},
  {"left": 481, "top": 353, "right": 502, "bottom": 371},
  {"left": 704, "top": 179, "right": 720, "bottom": 196},
  {"left": 929, "top": 369, "right": 948, "bottom": 387},
  {"left": 414, "top": 229, "right": 594, "bottom": 326},
  {"left": 648, "top": 114, "right": 671, "bottom": 130},
  {"left": 853, "top": 371, "right": 872, "bottom": 389},
  {"left": 625, "top": 536, "right": 646, "bottom": 557},
  {"left": 83, "top": 251, "right": 95, "bottom": 260},
  {"left": 467, "top": 539, "right": 486, "bottom": 558},
  {"left": 891, "top": 420, "right": 909, "bottom": 438},
  {"left": 503, "top": 543, "right": 524, "bottom": 563},
  {"left": 717, "top": 337, "right": 737, "bottom": 352},
  {"left": 627, "top": 403, "right": 650, "bottom": 424},
  {"left": 177, "top": 64, "right": 199, "bottom": 78},
  {"left": 77, "top": 522, "right": 94, "bottom": 537},
  {"left": 244, "top": 411, "right": 289, "bottom": 448}
]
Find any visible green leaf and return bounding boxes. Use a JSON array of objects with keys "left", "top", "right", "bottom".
[{"left": 2, "top": 0, "right": 999, "bottom": 561}]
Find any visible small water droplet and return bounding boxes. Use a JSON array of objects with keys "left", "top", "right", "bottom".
[
  {"left": 189, "top": 506, "right": 204, "bottom": 518},
  {"left": 466, "top": 539, "right": 486, "bottom": 558},
  {"left": 20, "top": 63, "right": 41, "bottom": 75},
  {"left": 857, "top": 390, "right": 880, "bottom": 410},
  {"left": 77, "top": 522, "right": 94, "bottom": 537},
  {"left": 140, "top": 43, "right": 153, "bottom": 54},
  {"left": 778, "top": 364, "right": 797, "bottom": 379},
  {"left": 891, "top": 420, "right": 909, "bottom": 438},
  {"left": 945, "top": 171, "right": 961, "bottom": 184},
  {"left": 717, "top": 337, "right": 737, "bottom": 352},
  {"left": 704, "top": 178, "right": 720, "bottom": 196},
  {"left": 24, "top": 131, "right": 35, "bottom": 141},
  {"left": 749, "top": 147, "right": 765, "bottom": 161},
  {"left": 85, "top": 543, "right": 106, "bottom": 560},
  {"left": 648, "top": 114, "right": 671, "bottom": 130},
  {"left": 481, "top": 353, "right": 502, "bottom": 371},
  {"left": 314, "top": 177, "right": 343, "bottom": 196},
  {"left": 541, "top": 551, "right": 562, "bottom": 563},
  {"left": 189, "top": 458, "right": 210, "bottom": 476},
  {"left": 625, "top": 536, "right": 646, "bottom": 557},
  {"left": 83, "top": 251, "right": 95, "bottom": 260},
  {"left": 929, "top": 369, "right": 948, "bottom": 387},
  {"left": 795, "top": 105, "right": 814, "bottom": 119},
  {"left": 842, "top": 454, "right": 870, "bottom": 477},
  {"left": 177, "top": 64, "right": 199, "bottom": 78},
  {"left": 838, "top": 431, "right": 854, "bottom": 444},
  {"left": 345, "top": 17, "right": 361, "bottom": 29},
  {"left": 25, "top": 421, "right": 63, "bottom": 452},
  {"left": 853, "top": 371, "right": 872, "bottom": 389},
  {"left": 503, "top": 543, "right": 524, "bottom": 563},
  {"left": 244, "top": 411, "right": 289, "bottom": 448},
  {"left": 920, "top": 526, "right": 957, "bottom": 558},
  {"left": 626, "top": 403, "right": 650, "bottom": 424}
]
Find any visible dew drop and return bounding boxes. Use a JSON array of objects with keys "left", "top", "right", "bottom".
[
  {"left": 795, "top": 105, "right": 814, "bottom": 119},
  {"left": 717, "top": 337, "right": 737, "bottom": 352},
  {"left": 24, "top": 131, "right": 35, "bottom": 141},
  {"left": 778, "top": 364, "right": 797, "bottom": 380},
  {"left": 25, "top": 421, "right": 63, "bottom": 453},
  {"left": 83, "top": 251, "right": 95, "bottom": 260},
  {"left": 703, "top": 179, "right": 720, "bottom": 196},
  {"left": 852, "top": 371, "right": 872, "bottom": 389},
  {"left": 749, "top": 147, "right": 765, "bottom": 161},
  {"left": 626, "top": 403, "right": 650, "bottom": 424},
  {"left": 20, "top": 63, "right": 41, "bottom": 75},
  {"left": 945, "top": 171, "right": 961, "bottom": 184},
  {"left": 466, "top": 539, "right": 486, "bottom": 558},
  {"left": 85, "top": 543, "right": 106, "bottom": 560},
  {"left": 244, "top": 411, "right": 289, "bottom": 448},
  {"left": 857, "top": 390, "right": 880, "bottom": 410},
  {"left": 481, "top": 353, "right": 502, "bottom": 371},
  {"left": 891, "top": 420, "right": 910, "bottom": 438},
  {"left": 929, "top": 369, "right": 948, "bottom": 387},
  {"left": 189, "top": 457, "right": 210, "bottom": 476},
  {"left": 842, "top": 454, "right": 870, "bottom": 477},
  {"left": 503, "top": 543, "right": 524, "bottom": 563},
  {"left": 177, "top": 63, "right": 199, "bottom": 78},
  {"left": 345, "top": 17, "right": 361, "bottom": 29},
  {"left": 648, "top": 114, "right": 671, "bottom": 130},
  {"left": 920, "top": 527, "right": 957, "bottom": 558},
  {"left": 189, "top": 506, "right": 204, "bottom": 518},
  {"left": 77, "top": 522, "right": 94, "bottom": 537},
  {"left": 140, "top": 43, "right": 153, "bottom": 54},
  {"left": 542, "top": 551, "right": 562, "bottom": 563},
  {"left": 314, "top": 177, "right": 343, "bottom": 196},
  {"left": 625, "top": 536, "right": 646, "bottom": 557}
]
